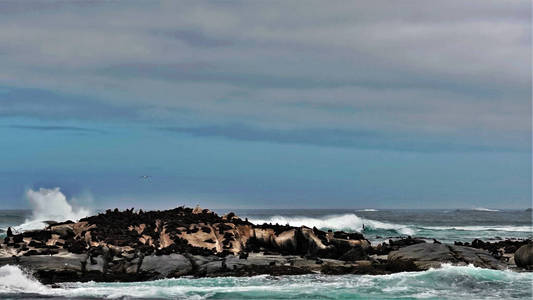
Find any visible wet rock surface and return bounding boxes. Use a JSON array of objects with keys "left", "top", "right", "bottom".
[
  {"left": 455, "top": 238, "right": 532, "bottom": 258},
  {"left": 388, "top": 243, "right": 508, "bottom": 270},
  {"left": 0, "top": 206, "right": 530, "bottom": 284},
  {"left": 514, "top": 243, "right": 533, "bottom": 269}
]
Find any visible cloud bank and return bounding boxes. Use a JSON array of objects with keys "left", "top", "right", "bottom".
[{"left": 0, "top": 0, "right": 530, "bottom": 152}]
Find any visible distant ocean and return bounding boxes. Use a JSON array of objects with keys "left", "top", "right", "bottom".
[{"left": 1, "top": 208, "right": 532, "bottom": 299}]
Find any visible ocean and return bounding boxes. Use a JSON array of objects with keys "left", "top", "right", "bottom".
[{"left": 1, "top": 208, "right": 532, "bottom": 299}]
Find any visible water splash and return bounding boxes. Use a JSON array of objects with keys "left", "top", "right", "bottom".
[
  {"left": 0, "top": 265, "right": 49, "bottom": 294},
  {"left": 14, "top": 187, "right": 91, "bottom": 232}
]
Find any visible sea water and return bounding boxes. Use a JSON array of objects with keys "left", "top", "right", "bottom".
[
  {"left": 0, "top": 208, "right": 531, "bottom": 299},
  {"left": 236, "top": 208, "right": 533, "bottom": 244},
  {"left": 0, "top": 264, "right": 531, "bottom": 299}
]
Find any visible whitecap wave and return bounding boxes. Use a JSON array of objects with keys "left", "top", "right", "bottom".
[
  {"left": 0, "top": 265, "right": 49, "bottom": 294},
  {"left": 248, "top": 214, "right": 415, "bottom": 235},
  {"left": 472, "top": 207, "right": 500, "bottom": 212},
  {"left": 248, "top": 213, "right": 532, "bottom": 238},
  {"left": 12, "top": 188, "right": 91, "bottom": 232},
  {"left": 357, "top": 209, "right": 379, "bottom": 212}
]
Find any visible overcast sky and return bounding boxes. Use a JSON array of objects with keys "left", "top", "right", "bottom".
[{"left": 0, "top": 0, "right": 531, "bottom": 209}]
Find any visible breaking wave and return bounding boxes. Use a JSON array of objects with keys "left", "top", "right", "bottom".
[
  {"left": 357, "top": 209, "right": 379, "bottom": 212},
  {"left": 248, "top": 214, "right": 415, "bottom": 236},
  {"left": 0, "top": 265, "right": 49, "bottom": 294},
  {"left": 248, "top": 214, "right": 532, "bottom": 238},
  {"left": 0, "top": 264, "right": 531, "bottom": 299},
  {"left": 13, "top": 188, "right": 91, "bottom": 232},
  {"left": 473, "top": 207, "right": 500, "bottom": 212}
]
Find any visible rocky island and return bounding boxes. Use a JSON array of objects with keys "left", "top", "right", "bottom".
[{"left": 1, "top": 206, "right": 531, "bottom": 284}]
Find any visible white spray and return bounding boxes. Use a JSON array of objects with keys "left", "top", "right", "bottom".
[
  {"left": 0, "top": 265, "right": 48, "bottom": 294},
  {"left": 14, "top": 187, "right": 91, "bottom": 232}
]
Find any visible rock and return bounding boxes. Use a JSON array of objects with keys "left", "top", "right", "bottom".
[
  {"left": 49, "top": 224, "right": 75, "bottom": 239},
  {"left": 504, "top": 245, "right": 518, "bottom": 254},
  {"left": 388, "top": 243, "right": 507, "bottom": 270},
  {"left": 2, "top": 205, "right": 518, "bottom": 284},
  {"left": 124, "top": 258, "right": 141, "bottom": 274},
  {"left": 384, "top": 258, "right": 420, "bottom": 273},
  {"left": 369, "top": 237, "right": 425, "bottom": 256},
  {"left": 204, "top": 259, "right": 225, "bottom": 274},
  {"left": 0, "top": 253, "right": 86, "bottom": 274},
  {"left": 140, "top": 254, "right": 193, "bottom": 277},
  {"left": 389, "top": 243, "right": 454, "bottom": 262},
  {"left": 86, "top": 255, "right": 105, "bottom": 273},
  {"left": 452, "top": 245, "right": 506, "bottom": 270},
  {"left": 389, "top": 236, "right": 426, "bottom": 248},
  {"left": 339, "top": 246, "right": 367, "bottom": 261},
  {"left": 466, "top": 238, "right": 531, "bottom": 259},
  {"left": 514, "top": 243, "right": 533, "bottom": 269}
]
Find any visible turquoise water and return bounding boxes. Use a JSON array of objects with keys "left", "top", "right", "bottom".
[
  {"left": 1, "top": 209, "right": 531, "bottom": 299},
  {"left": 0, "top": 264, "right": 531, "bottom": 299}
]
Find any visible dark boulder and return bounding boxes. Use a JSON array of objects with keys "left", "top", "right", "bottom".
[
  {"left": 388, "top": 243, "right": 507, "bottom": 270},
  {"left": 514, "top": 243, "right": 533, "bottom": 269},
  {"left": 339, "top": 245, "right": 367, "bottom": 261}
]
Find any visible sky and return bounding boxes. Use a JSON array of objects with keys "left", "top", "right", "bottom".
[{"left": 0, "top": 0, "right": 531, "bottom": 209}]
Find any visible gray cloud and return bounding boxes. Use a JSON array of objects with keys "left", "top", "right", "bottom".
[
  {"left": 0, "top": 0, "right": 529, "bottom": 151},
  {"left": 161, "top": 124, "right": 377, "bottom": 145},
  {"left": 6, "top": 125, "right": 105, "bottom": 134},
  {"left": 157, "top": 30, "right": 232, "bottom": 47},
  {"left": 159, "top": 124, "right": 526, "bottom": 152},
  {"left": 0, "top": 87, "right": 142, "bottom": 121}
]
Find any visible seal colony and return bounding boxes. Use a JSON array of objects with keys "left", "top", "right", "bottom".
[{"left": 1, "top": 206, "right": 531, "bottom": 284}]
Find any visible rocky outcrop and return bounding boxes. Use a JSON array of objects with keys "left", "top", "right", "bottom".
[
  {"left": 0, "top": 206, "right": 375, "bottom": 283},
  {"left": 514, "top": 243, "right": 533, "bottom": 269},
  {"left": 455, "top": 239, "right": 531, "bottom": 259},
  {"left": 388, "top": 243, "right": 508, "bottom": 270},
  {"left": 370, "top": 236, "right": 426, "bottom": 255},
  {"left": 1, "top": 206, "right": 529, "bottom": 284}
]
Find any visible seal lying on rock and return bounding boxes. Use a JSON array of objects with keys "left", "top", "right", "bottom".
[
  {"left": 0, "top": 206, "right": 373, "bottom": 283},
  {"left": 0, "top": 206, "right": 525, "bottom": 283},
  {"left": 456, "top": 238, "right": 532, "bottom": 259}
]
